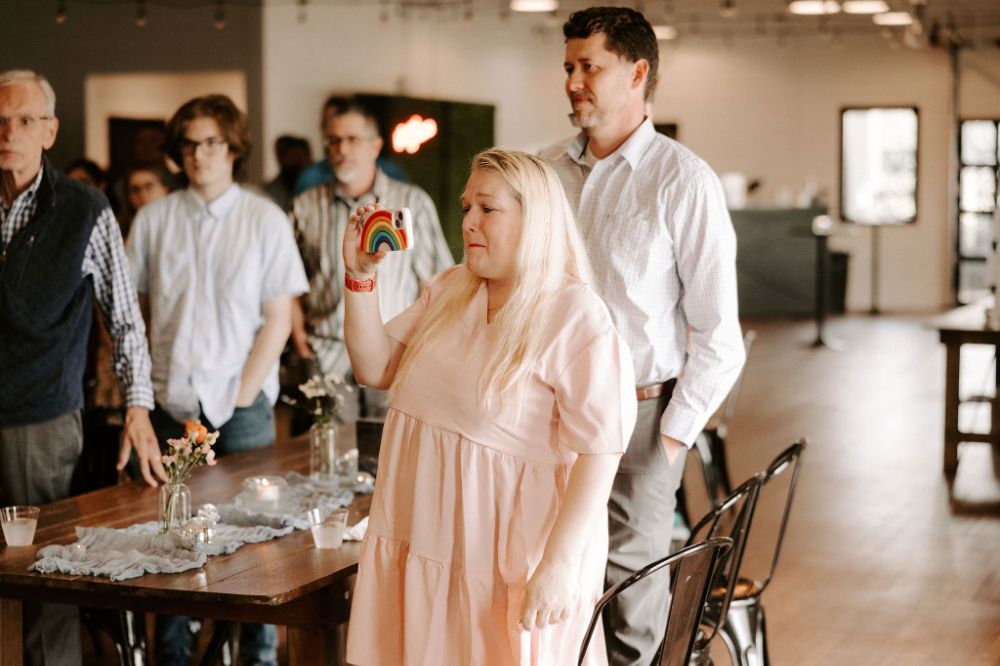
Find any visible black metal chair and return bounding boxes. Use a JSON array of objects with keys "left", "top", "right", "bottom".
[
  {"left": 685, "top": 473, "right": 766, "bottom": 665},
  {"left": 708, "top": 440, "right": 806, "bottom": 666},
  {"left": 677, "top": 331, "right": 757, "bottom": 526},
  {"left": 578, "top": 537, "right": 734, "bottom": 666}
]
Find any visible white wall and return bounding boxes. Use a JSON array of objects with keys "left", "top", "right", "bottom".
[
  {"left": 261, "top": 3, "right": 1000, "bottom": 313},
  {"left": 85, "top": 71, "right": 248, "bottom": 167}
]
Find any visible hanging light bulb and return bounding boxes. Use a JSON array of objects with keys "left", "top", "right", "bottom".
[
  {"left": 134, "top": 0, "right": 148, "bottom": 28},
  {"left": 213, "top": 1, "right": 226, "bottom": 29},
  {"left": 719, "top": 0, "right": 737, "bottom": 19},
  {"left": 55, "top": 0, "right": 67, "bottom": 24},
  {"left": 297, "top": 0, "right": 308, "bottom": 24},
  {"left": 786, "top": 0, "right": 841, "bottom": 16}
]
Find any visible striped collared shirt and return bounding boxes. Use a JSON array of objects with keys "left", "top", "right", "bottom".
[
  {"left": 289, "top": 170, "right": 455, "bottom": 377},
  {"left": 541, "top": 118, "right": 745, "bottom": 445},
  {"left": 0, "top": 165, "right": 154, "bottom": 409}
]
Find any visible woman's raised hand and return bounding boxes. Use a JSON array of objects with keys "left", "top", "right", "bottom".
[{"left": 344, "top": 202, "right": 389, "bottom": 279}]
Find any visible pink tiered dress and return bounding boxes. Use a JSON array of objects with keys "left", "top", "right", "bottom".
[{"left": 346, "top": 273, "right": 637, "bottom": 666}]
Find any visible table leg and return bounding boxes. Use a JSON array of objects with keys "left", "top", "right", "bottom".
[
  {"left": 288, "top": 625, "right": 343, "bottom": 666},
  {"left": 0, "top": 598, "right": 23, "bottom": 666},
  {"left": 944, "top": 342, "right": 961, "bottom": 478}
]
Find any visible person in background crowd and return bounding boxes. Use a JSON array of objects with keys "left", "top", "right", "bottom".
[
  {"left": 288, "top": 96, "right": 452, "bottom": 421},
  {"left": 66, "top": 157, "right": 120, "bottom": 216},
  {"left": 540, "top": 7, "right": 746, "bottom": 664},
  {"left": 0, "top": 68, "right": 162, "bottom": 666},
  {"left": 344, "top": 149, "right": 637, "bottom": 665},
  {"left": 263, "top": 134, "right": 311, "bottom": 211},
  {"left": 123, "top": 161, "right": 171, "bottom": 230},
  {"left": 292, "top": 93, "right": 407, "bottom": 197},
  {"left": 126, "top": 94, "right": 308, "bottom": 666}
]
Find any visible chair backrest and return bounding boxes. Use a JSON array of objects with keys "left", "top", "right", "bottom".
[
  {"left": 685, "top": 472, "right": 765, "bottom": 651},
  {"left": 577, "top": 537, "right": 734, "bottom": 666},
  {"left": 748, "top": 439, "right": 806, "bottom": 597}
]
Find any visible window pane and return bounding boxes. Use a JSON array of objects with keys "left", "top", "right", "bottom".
[
  {"left": 958, "top": 260, "right": 989, "bottom": 304},
  {"left": 960, "top": 166, "right": 997, "bottom": 213},
  {"left": 961, "top": 121, "right": 998, "bottom": 166},
  {"left": 841, "top": 108, "right": 918, "bottom": 224},
  {"left": 959, "top": 213, "right": 994, "bottom": 258}
]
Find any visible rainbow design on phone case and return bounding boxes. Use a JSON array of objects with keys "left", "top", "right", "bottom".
[{"left": 360, "top": 208, "right": 413, "bottom": 253}]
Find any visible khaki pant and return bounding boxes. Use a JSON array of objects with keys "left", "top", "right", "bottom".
[{"left": 0, "top": 411, "right": 84, "bottom": 666}]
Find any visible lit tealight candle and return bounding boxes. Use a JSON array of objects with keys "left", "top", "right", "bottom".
[{"left": 255, "top": 478, "right": 281, "bottom": 503}]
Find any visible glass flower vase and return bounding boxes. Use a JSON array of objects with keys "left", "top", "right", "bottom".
[
  {"left": 310, "top": 420, "right": 338, "bottom": 481},
  {"left": 158, "top": 481, "right": 191, "bottom": 534}
]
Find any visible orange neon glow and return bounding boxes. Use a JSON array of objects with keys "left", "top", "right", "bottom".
[{"left": 392, "top": 115, "right": 439, "bottom": 154}]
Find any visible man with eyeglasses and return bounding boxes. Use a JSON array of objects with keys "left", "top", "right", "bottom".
[
  {"left": 0, "top": 69, "right": 162, "bottom": 665},
  {"left": 126, "top": 94, "right": 308, "bottom": 666},
  {"left": 288, "top": 96, "right": 452, "bottom": 420}
]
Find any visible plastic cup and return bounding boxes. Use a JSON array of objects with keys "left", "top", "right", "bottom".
[
  {"left": 307, "top": 507, "right": 349, "bottom": 549},
  {"left": 1, "top": 506, "right": 40, "bottom": 547}
]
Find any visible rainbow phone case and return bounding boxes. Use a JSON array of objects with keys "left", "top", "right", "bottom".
[{"left": 360, "top": 208, "right": 414, "bottom": 253}]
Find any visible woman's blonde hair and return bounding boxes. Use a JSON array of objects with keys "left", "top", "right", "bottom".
[{"left": 390, "top": 148, "right": 592, "bottom": 405}]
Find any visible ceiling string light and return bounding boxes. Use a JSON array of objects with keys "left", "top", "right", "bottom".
[
  {"left": 510, "top": 0, "right": 558, "bottom": 13},
  {"left": 842, "top": 0, "right": 889, "bottom": 13},
  {"left": 134, "top": 0, "right": 148, "bottom": 28},
  {"left": 719, "top": 0, "right": 737, "bottom": 19},
  {"left": 55, "top": 0, "right": 67, "bottom": 24},
  {"left": 213, "top": 0, "right": 225, "bottom": 29}
]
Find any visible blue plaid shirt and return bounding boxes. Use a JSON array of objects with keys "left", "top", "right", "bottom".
[{"left": 0, "top": 166, "right": 154, "bottom": 410}]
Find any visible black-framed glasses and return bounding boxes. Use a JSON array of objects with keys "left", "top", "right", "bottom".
[
  {"left": 179, "top": 137, "right": 228, "bottom": 157},
  {"left": 0, "top": 115, "right": 53, "bottom": 130}
]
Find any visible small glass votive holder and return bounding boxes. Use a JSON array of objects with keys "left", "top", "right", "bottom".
[
  {"left": 242, "top": 476, "right": 287, "bottom": 510},
  {"left": 0, "top": 505, "right": 40, "bottom": 547},
  {"left": 306, "top": 507, "right": 349, "bottom": 549},
  {"left": 181, "top": 516, "right": 213, "bottom": 548}
]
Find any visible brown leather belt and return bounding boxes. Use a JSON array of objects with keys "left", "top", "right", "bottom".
[{"left": 635, "top": 379, "right": 677, "bottom": 401}]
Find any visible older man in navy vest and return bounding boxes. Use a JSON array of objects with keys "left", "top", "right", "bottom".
[{"left": 0, "top": 69, "right": 164, "bottom": 666}]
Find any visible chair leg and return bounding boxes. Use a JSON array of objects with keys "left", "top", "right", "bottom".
[
  {"left": 721, "top": 604, "right": 763, "bottom": 666},
  {"left": 199, "top": 620, "right": 237, "bottom": 666},
  {"left": 755, "top": 603, "right": 770, "bottom": 666},
  {"left": 706, "top": 430, "right": 733, "bottom": 499},
  {"left": 115, "top": 610, "right": 147, "bottom": 666}
]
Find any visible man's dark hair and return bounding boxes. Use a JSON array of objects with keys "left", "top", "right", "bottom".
[
  {"left": 64, "top": 158, "right": 106, "bottom": 188},
  {"left": 275, "top": 135, "right": 311, "bottom": 157},
  {"left": 321, "top": 95, "right": 382, "bottom": 137},
  {"left": 563, "top": 6, "right": 659, "bottom": 101},
  {"left": 165, "top": 94, "right": 252, "bottom": 179}
]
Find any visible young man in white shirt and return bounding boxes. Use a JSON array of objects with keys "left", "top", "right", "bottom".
[
  {"left": 127, "top": 94, "right": 308, "bottom": 666},
  {"left": 540, "top": 8, "right": 746, "bottom": 664}
]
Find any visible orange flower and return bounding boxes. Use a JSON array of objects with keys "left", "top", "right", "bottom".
[{"left": 185, "top": 420, "right": 208, "bottom": 444}]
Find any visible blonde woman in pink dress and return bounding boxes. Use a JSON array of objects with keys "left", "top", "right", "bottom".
[{"left": 342, "top": 149, "right": 637, "bottom": 665}]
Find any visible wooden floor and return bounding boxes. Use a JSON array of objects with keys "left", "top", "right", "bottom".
[
  {"left": 80, "top": 314, "right": 1000, "bottom": 664},
  {"left": 690, "top": 314, "right": 1000, "bottom": 666}
]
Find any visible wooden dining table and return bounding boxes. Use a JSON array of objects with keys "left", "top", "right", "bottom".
[{"left": 0, "top": 435, "right": 369, "bottom": 665}]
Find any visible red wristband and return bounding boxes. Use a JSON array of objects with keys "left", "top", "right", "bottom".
[{"left": 345, "top": 273, "right": 376, "bottom": 292}]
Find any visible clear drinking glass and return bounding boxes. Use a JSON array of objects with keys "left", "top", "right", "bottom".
[{"left": 0, "top": 505, "right": 40, "bottom": 547}]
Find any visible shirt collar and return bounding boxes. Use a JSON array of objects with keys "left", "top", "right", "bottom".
[
  {"left": 186, "top": 183, "right": 241, "bottom": 221},
  {"left": 332, "top": 169, "right": 388, "bottom": 206},
  {"left": 565, "top": 117, "right": 656, "bottom": 171},
  {"left": 3, "top": 166, "right": 45, "bottom": 213}
]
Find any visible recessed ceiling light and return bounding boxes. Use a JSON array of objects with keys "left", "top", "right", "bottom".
[
  {"left": 787, "top": 0, "right": 841, "bottom": 15},
  {"left": 873, "top": 11, "right": 913, "bottom": 26},
  {"left": 510, "top": 0, "right": 557, "bottom": 12},
  {"left": 652, "top": 24, "right": 678, "bottom": 40},
  {"left": 842, "top": 0, "right": 889, "bottom": 13}
]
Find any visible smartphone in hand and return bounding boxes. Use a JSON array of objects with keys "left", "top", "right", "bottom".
[{"left": 360, "top": 208, "right": 414, "bottom": 254}]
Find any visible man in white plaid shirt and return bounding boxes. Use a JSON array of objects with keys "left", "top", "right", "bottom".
[
  {"left": 289, "top": 96, "right": 453, "bottom": 419},
  {"left": 0, "top": 69, "right": 163, "bottom": 666},
  {"left": 541, "top": 9, "right": 746, "bottom": 664}
]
